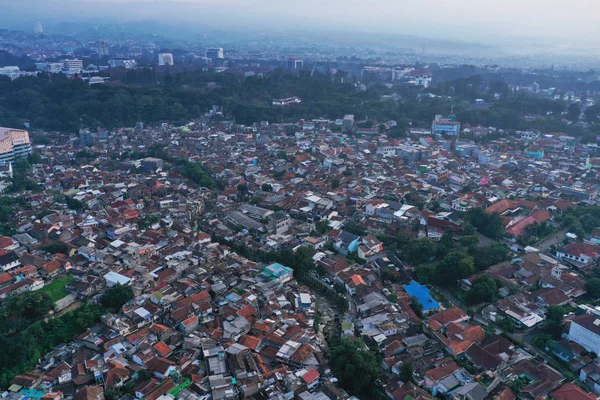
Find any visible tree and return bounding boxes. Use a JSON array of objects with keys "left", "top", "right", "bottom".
[
  {"left": 567, "top": 103, "right": 581, "bottom": 122},
  {"left": 314, "top": 220, "right": 331, "bottom": 235},
  {"left": 261, "top": 183, "right": 273, "bottom": 192},
  {"left": 460, "top": 235, "right": 480, "bottom": 249},
  {"left": 65, "top": 196, "right": 84, "bottom": 210},
  {"left": 440, "top": 227, "right": 454, "bottom": 248},
  {"left": 463, "top": 223, "right": 476, "bottom": 236},
  {"left": 545, "top": 305, "right": 565, "bottom": 338},
  {"left": 330, "top": 337, "right": 380, "bottom": 395},
  {"left": 587, "top": 278, "right": 600, "bottom": 298},
  {"left": 472, "top": 243, "right": 511, "bottom": 270},
  {"left": 331, "top": 178, "right": 340, "bottom": 189},
  {"left": 402, "top": 238, "right": 436, "bottom": 265},
  {"left": 250, "top": 195, "right": 264, "bottom": 205},
  {"left": 434, "top": 252, "right": 474, "bottom": 286},
  {"left": 100, "top": 284, "right": 134, "bottom": 313},
  {"left": 467, "top": 276, "right": 498, "bottom": 305},
  {"left": 42, "top": 242, "right": 69, "bottom": 255},
  {"left": 399, "top": 362, "right": 413, "bottom": 383},
  {"left": 468, "top": 208, "right": 504, "bottom": 239}
]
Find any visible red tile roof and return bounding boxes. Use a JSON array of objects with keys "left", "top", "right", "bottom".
[
  {"left": 153, "top": 341, "right": 172, "bottom": 357},
  {"left": 302, "top": 368, "right": 320, "bottom": 384},
  {"left": 549, "top": 382, "right": 597, "bottom": 400}
]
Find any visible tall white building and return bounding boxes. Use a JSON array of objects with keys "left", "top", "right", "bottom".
[
  {"left": 205, "top": 47, "right": 224, "bottom": 60},
  {"left": 158, "top": 53, "right": 174, "bottom": 66},
  {"left": 33, "top": 20, "right": 44, "bottom": 34},
  {"left": 568, "top": 313, "right": 600, "bottom": 355}
]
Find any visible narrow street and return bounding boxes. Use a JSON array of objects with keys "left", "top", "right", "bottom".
[
  {"left": 435, "top": 286, "right": 463, "bottom": 308},
  {"left": 536, "top": 228, "right": 569, "bottom": 252}
]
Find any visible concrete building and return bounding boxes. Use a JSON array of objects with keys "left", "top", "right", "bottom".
[
  {"left": 158, "top": 53, "right": 174, "bottom": 66},
  {"left": 97, "top": 41, "right": 109, "bottom": 57},
  {"left": 568, "top": 313, "right": 600, "bottom": 355},
  {"left": 205, "top": 48, "right": 224, "bottom": 60},
  {"left": 63, "top": 59, "right": 83, "bottom": 73},
  {"left": 34, "top": 20, "right": 44, "bottom": 34},
  {"left": 342, "top": 115, "right": 355, "bottom": 132},
  {"left": 0, "top": 127, "right": 32, "bottom": 164},
  {"left": 267, "top": 211, "right": 291, "bottom": 235},
  {"left": 287, "top": 58, "right": 303, "bottom": 70},
  {"left": 432, "top": 114, "right": 461, "bottom": 136},
  {"left": 0, "top": 66, "right": 20, "bottom": 80},
  {"left": 108, "top": 59, "right": 137, "bottom": 69}
]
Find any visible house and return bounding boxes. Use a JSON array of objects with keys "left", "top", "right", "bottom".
[
  {"left": 427, "top": 307, "right": 470, "bottom": 330},
  {"left": 452, "top": 382, "right": 488, "bottom": 400},
  {"left": 0, "top": 251, "right": 20, "bottom": 271},
  {"left": 74, "top": 386, "right": 105, "bottom": 400},
  {"left": 177, "top": 315, "right": 199, "bottom": 335},
  {"left": 557, "top": 243, "right": 600, "bottom": 268},
  {"left": 358, "top": 235, "right": 383, "bottom": 259},
  {"left": 503, "top": 359, "right": 564, "bottom": 399},
  {"left": 549, "top": 382, "right": 597, "bottom": 400},
  {"left": 301, "top": 369, "right": 320, "bottom": 390},
  {"left": 424, "top": 361, "right": 462, "bottom": 394},
  {"left": 581, "top": 362, "right": 600, "bottom": 395},
  {"left": 333, "top": 230, "right": 360, "bottom": 255}
]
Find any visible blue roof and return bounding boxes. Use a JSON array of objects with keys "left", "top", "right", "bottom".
[{"left": 403, "top": 280, "right": 440, "bottom": 311}]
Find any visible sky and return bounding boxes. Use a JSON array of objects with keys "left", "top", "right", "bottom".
[{"left": 1, "top": 0, "right": 599, "bottom": 46}]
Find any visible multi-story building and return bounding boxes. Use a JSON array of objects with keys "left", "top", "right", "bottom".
[
  {"left": 33, "top": 20, "right": 44, "bottom": 34},
  {"left": 432, "top": 114, "right": 461, "bottom": 136},
  {"left": 108, "top": 59, "right": 137, "bottom": 69},
  {"left": 0, "top": 127, "right": 32, "bottom": 164},
  {"left": 568, "top": 313, "right": 600, "bottom": 355},
  {"left": 205, "top": 48, "right": 224, "bottom": 60},
  {"left": 63, "top": 59, "right": 83, "bottom": 73},
  {"left": 267, "top": 211, "right": 291, "bottom": 235},
  {"left": 342, "top": 114, "right": 354, "bottom": 132},
  {"left": 97, "top": 41, "right": 109, "bottom": 57},
  {"left": 0, "top": 66, "right": 20, "bottom": 80},
  {"left": 158, "top": 53, "right": 174, "bottom": 66},
  {"left": 287, "top": 57, "right": 303, "bottom": 70}
]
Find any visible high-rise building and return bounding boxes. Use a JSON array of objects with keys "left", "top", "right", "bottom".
[
  {"left": 97, "top": 41, "right": 110, "bottom": 57},
  {"left": 205, "top": 47, "right": 224, "bottom": 60},
  {"left": 342, "top": 115, "right": 355, "bottom": 132},
  {"left": 158, "top": 53, "right": 174, "bottom": 66},
  {"left": 108, "top": 59, "right": 137, "bottom": 69},
  {"left": 0, "top": 128, "right": 32, "bottom": 164},
  {"left": 287, "top": 57, "right": 303, "bottom": 70},
  {"left": 33, "top": 20, "right": 44, "bottom": 34},
  {"left": 63, "top": 59, "right": 83, "bottom": 73}
]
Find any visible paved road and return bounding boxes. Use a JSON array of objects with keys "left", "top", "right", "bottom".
[
  {"left": 435, "top": 286, "right": 463, "bottom": 308},
  {"left": 476, "top": 232, "right": 497, "bottom": 248},
  {"left": 536, "top": 228, "right": 568, "bottom": 252}
]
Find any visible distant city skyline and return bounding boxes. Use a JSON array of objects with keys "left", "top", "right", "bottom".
[{"left": 1, "top": 0, "right": 599, "bottom": 49}]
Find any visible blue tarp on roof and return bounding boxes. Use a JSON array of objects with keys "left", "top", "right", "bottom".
[{"left": 403, "top": 280, "right": 440, "bottom": 311}]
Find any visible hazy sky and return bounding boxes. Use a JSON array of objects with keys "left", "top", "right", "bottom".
[{"left": 1, "top": 0, "right": 598, "bottom": 45}]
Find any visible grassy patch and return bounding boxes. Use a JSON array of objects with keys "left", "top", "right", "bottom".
[{"left": 40, "top": 275, "right": 73, "bottom": 302}]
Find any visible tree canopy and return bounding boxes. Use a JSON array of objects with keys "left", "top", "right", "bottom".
[
  {"left": 330, "top": 337, "right": 381, "bottom": 395},
  {"left": 100, "top": 284, "right": 134, "bottom": 313}
]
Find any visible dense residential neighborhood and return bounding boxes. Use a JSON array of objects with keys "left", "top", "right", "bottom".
[{"left": 0, "top": 106, "right": 600, "bottom": 400}]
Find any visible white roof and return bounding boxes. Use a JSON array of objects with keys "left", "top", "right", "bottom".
[
  {"left": 103, "top": 271, "right": 131, "bottom": 285},
  {"left": 299, "top": 293, "right": 311, "bottom": 304}
]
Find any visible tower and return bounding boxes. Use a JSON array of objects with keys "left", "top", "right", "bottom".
[
  {"left": 97, "top": 41, "right": 109, "bottom": 57},
  {"left": 33, "top": 20, "right": 44, "bottom": 34}
]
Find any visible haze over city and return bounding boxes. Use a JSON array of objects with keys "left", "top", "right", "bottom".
[{"left": 2, "top": 0, "right": 600, "bottom": 52}]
